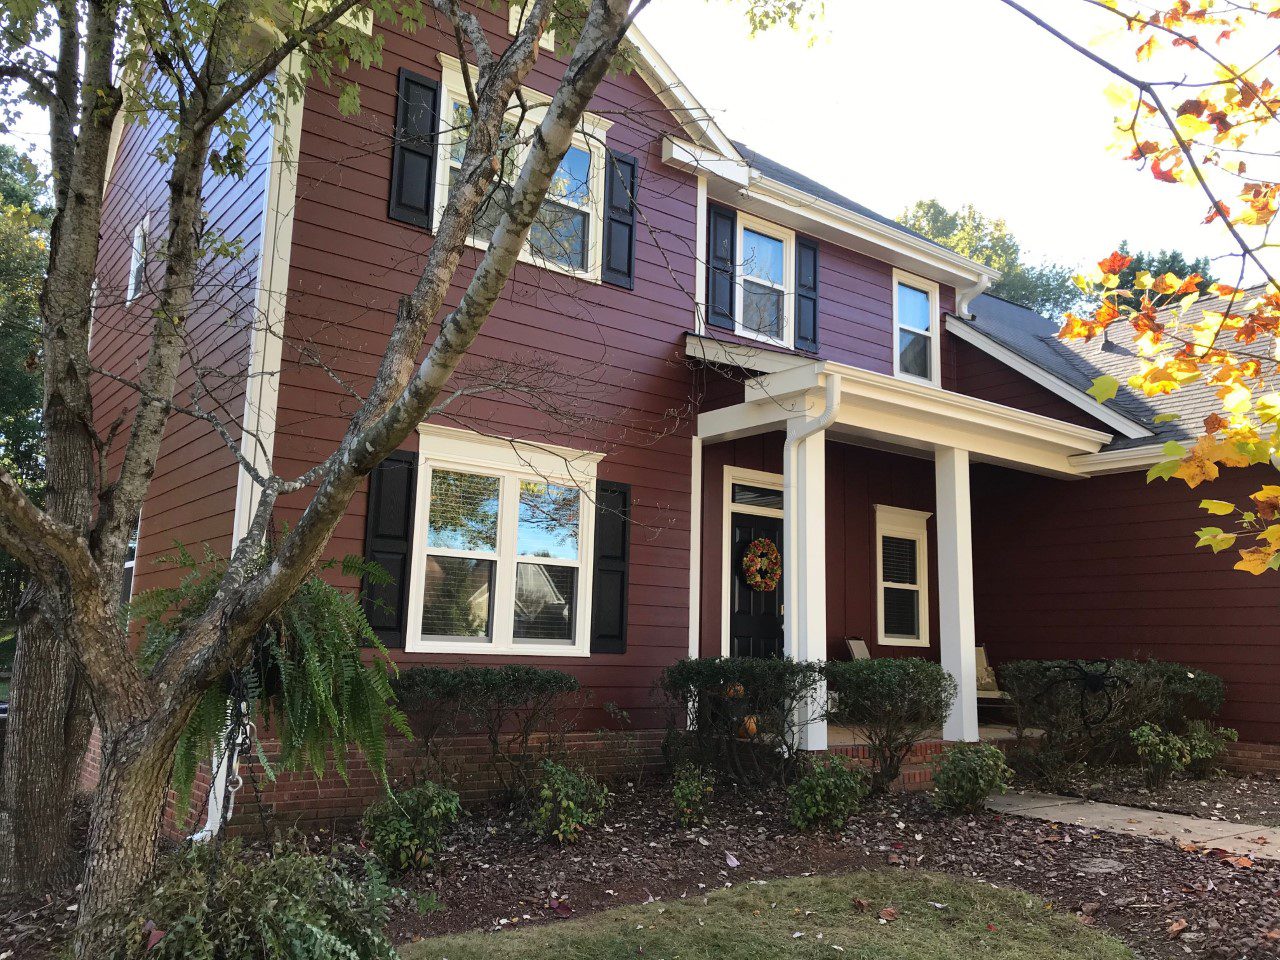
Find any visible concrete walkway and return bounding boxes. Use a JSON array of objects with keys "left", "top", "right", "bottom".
[{"left": 988, "top": 791, "right": 1280, "bottom": 861}]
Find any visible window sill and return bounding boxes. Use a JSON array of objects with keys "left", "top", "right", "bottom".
[
  {"left": 404, "top": 637, "right": 592, "bottom": 657},
  {"left": 877, "top": 636, "right": 930, "bottom": 648}
]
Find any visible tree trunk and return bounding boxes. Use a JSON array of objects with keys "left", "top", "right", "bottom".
[
  {"left": 73, "top": 723, "right": 177, "bottom": 958},
  {"left": 0, "top": 593, "right": 92, "bottom": 890}
]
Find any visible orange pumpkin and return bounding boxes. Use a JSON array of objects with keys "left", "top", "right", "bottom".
[
  {"left": 738, "top": 714, "right": 759, "bottom": 738},
  {"left": 725, "top": 682, "right": 745, "bottom": 699}
]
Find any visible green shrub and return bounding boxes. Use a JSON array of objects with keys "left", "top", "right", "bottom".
[
  {"left": 1000, "top": 659, "right": 1227, "bottom": 790},
  {"left": 659, "top": 657, "right": 823, "bottom": 786},
  {"left": 1130, "top": 722, "right": 1191, "bottom": 790},
  {"left": 672, "top": 763, "right": 714, "bottom": 827},
  {"left": 932, "top": 743, "right": 1012, "bottom": 814},
  {"left": 823, "top": 658, "right": 955, "bottom": 792},
  {"left": 1184, "top": 720, "right": 1238, "bottom": 779},
  {"left": 362, "top": 781, "right": 463, "bottom": 874},
  {"left": 530, "top": 760, "right": 609, "bottom": 844},
  {"left": 787, "top": 756, "right": 868, "bottom": 830},
  {"left": 391, "top": 664, "right": 581, "bottom": 796},
  {"left": 89, "top": 839, "right": 399, "bottom": 959}
]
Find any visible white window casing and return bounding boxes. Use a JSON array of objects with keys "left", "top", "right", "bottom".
[
  {"left": 433, "top": 54, "right": 612, "bottom": 282},
  {"left": 892, "top": 267, "right": 941, "bottom": 387},
  {"left": 874, "top": 504, "right": 931, "bottom": 648},
  {"left": 405, "top": 424, "right": 602, "bottom": 656},
  {"left": 507, "top": 2, "right": 556, "bottom": 50},
  {"left": 734, "top": 210, "right": 795, "bottom": 350}
]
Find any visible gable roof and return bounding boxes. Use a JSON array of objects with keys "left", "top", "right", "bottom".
[{"left": 954, "top": 288, "right": 1273, "bottom": 452}]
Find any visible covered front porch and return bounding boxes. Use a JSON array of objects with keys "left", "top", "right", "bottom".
[{"left": 687, "top": 336, "right": 1112, "bottom": 750}]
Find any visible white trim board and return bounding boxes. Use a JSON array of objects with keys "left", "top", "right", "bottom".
[{"left": 945, "top": 315, "right": 1152, "bottom": 441}]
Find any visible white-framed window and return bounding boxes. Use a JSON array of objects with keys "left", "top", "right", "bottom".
[
  {"left": 433, "top": 54, "right": 611, "bottom": 281},
  {"left": 736, "top": 212, "right": 794, "bottom": 348},
  {"left": 405, "top": 423, "right": 602, "bottom": 656},
  {"left": 120, "top": 518, "right": 141, "bottom": 607},
  {"left": 507, "top": 1, "right": 556, "bottom": 50},
  {"left": 874, "top": 504, "right": 931, "bottom": 648},
  {"left": 126, "top": 215, "right": 149, "bottom": 302},
  {"left": 892, "top": 268, "right": 940, "bottom": 386}
]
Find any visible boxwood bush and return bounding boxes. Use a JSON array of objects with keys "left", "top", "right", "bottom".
[
  {"left": 932, "top": 743, "right": 1012, "bottom": 814},
  {"left": 391, "top": 664, "right": 580, "bottom": 796},
  {"left": 659, "top": 657, "right": 822, "bottom": 786},
  {"left": 824, "top": 658, "right": 955, "bottom": 792},
  {"left": 1001, "top": 658, "right": 1227, "bottom": 789}
]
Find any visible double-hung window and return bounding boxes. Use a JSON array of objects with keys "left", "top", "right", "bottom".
[
  {"left": 433, "top": 54, "right": 610, "bottom": 280},
  {"left": 736, "top": 214, "right": 794, "bottom": 347},
  {"left": 874, "top": 505, "right": 931, "bottom": 648},
  {"left": 406, "top": 425, "right": 601, "bottom": 656},
  {"left": 892, "top": 268, "right": 940, "bottom": 385}
]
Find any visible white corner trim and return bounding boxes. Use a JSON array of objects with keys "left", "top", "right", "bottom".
[
  {"left": 627, "top": 24, "right": 741, "bottom": 159},
  {"left": 693, "top": 175, "right": 708, "bottom": 334},
  {"left": 688, "top": 434, "right": 702, "bottom": 659},
  {"left": 232, "top": 52, "right": 305, "bottom": 543},
  {"left": 892, "top": 268, "right": 942, "bottom": 388},
  {"left": 944, "top": 316, "right": 1152, "bottom": 441}
]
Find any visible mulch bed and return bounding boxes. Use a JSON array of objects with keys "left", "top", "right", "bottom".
[
  {"left": 384, "top": 782, "right": 1280, "bottom": 959},
  {"left": 1062, "top": 769, "right": 1280, "bottom": 829},
  {"left": 5, "top": 781, "right": 1280, "bottom": 959}
]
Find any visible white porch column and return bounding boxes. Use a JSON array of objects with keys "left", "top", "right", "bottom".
[
  {"left": 784, "top": 420, "right": 828, "bottom": 752},
  {"left": 935, "top": 446, "right": 979, "bottom": 742}
]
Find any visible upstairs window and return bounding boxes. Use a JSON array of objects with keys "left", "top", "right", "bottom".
[
  {"left": 874, "top": 505, "right": 931, "bottom": 648},
  {"left": 738, "top": 223, "right": 789, "bottom": 344},
  {"left": 893, "top": 269, "right": 940, "bottom": 385},
  {"left": 431, "top": 55, "right": 612, "bottom": 281},
  {"left": 126, "top": 216, "right": 149, "bottom": 302}
]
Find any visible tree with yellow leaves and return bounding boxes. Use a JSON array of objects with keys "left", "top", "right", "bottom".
[{"left": 1004, "top": 0, "right": 1280, "bottom": 574}]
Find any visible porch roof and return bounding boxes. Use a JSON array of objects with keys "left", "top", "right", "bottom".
[{"left": 686, "top": 335, "right": 1112, "bottom": 478}]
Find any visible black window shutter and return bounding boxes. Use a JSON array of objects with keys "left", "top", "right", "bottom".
[
  {"left": 590, "top": 481, "right": 631, "bottom": 654},
  {"left": 602, "top": 150, "right": 637, "bottom": 289},
  {"left": 389, "top": 69, "right": 440, "bottom": 230},
  {"left": 362, "top": 451, "right": 417, "bottom": 647},
  {"left": 706, "top": 204, "right": 736, "bottom": 330},
  {"left": 795, "top": 237, "right": 820, "bottom": 352}
]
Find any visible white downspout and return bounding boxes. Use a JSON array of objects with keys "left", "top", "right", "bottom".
[{"left": 955, "top": 276, "right": 993, "bottom": 319}]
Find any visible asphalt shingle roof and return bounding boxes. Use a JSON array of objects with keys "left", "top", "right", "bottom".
[
  {"left": 732, "top": 141, "right": 952, "bottom": 254},
  {"left": 966, "top": 288, "right": 1272, "bottom": 451}
]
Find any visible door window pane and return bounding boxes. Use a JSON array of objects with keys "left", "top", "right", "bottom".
[
  {"left": 741, "top": 229, "right": 784, "bottom": 285},
  {"left": 897, "top": 282, "right": 932, "bottom": 332},
  {"left": 898, "top": 329, "right": 931, "bottom": 380},
  {"left": 427, "top": 470, "right": 500, "bottom": 551},
  {"left": 422, "top": 556, "right": 495, "bottom": 639},
  {"left": 513, "top": 563, "right": 576, "bottom": 643},
  {"left": 517, "top": 481, "right": 579, "bottom": 559}
]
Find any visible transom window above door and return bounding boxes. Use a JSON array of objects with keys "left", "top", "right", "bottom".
[{"left": 893, "top": 269, "right": 940, "bottom": 386}]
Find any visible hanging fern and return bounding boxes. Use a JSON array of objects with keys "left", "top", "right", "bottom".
[{"left": 132, "top": 548, "right": 410, "bottom": 822}]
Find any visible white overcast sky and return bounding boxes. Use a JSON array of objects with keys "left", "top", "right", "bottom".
[{"left": 637, "top": 0, "right": 1273, "bottom": 282}]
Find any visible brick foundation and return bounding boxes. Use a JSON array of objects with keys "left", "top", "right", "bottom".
[
  {"left": 163, "top": 727, "right": 668, "bottom": 838},
  {"left": 826, "top": 738, "right": 949, "bottom": 792},
  {"left": 1226, "top": 740, "right": 1280, "bottom": 776}
]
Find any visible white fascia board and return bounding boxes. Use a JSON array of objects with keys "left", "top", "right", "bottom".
[
  {"left": 738, "top": 175, "right": 1000, "bottom": 292},
  {"left": 627, "top": 24, "right": 741, "bottom": 159},
  {"left": 945, "top": 316, "right": 1153, "bottom": 441},
  {"left": 1069, "top": 444, "right": 1165, "bottom": 475},
  {"left": 662, "top": 137, "right": 750, "bottom": 188}
]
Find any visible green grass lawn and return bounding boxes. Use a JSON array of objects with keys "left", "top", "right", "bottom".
[{"left": 400, "top": 870, "right": 1134, "bottom": 960}]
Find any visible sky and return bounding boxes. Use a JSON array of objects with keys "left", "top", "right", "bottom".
[{"left": 636, "top": 0, "right": 1273, "bottom": 282}]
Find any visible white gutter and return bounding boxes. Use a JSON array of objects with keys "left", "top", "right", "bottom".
[{"left": 955, "top": 276, "right": 992, "bottom": 318}]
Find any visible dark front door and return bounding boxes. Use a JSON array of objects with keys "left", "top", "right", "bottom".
[{"left": 729, "top": 512, "right": 783, "bottom": 659}]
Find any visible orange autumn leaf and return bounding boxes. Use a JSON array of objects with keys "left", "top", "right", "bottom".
[
  {"left": 1235, "top": 545, "right": 1277, "bottom": 575},
  {"left": 1097, "top": 251, "right": 1134, "bottom": 276},
  {"left": 1204, "top": 412, "right": 1229, "bottom": 434}
]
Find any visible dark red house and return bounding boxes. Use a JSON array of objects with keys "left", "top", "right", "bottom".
[{"left": 89, "top": 2, "right": 1280, "bottom": 816}]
